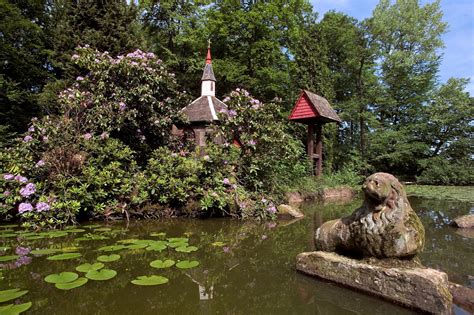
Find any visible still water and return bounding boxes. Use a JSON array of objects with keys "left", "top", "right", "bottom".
[{"left": 0, "top": 197, "right": 472, "bottom": 314}]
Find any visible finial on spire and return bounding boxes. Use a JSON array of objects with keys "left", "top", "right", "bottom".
[{"left": 206, "top": 39, "right": 212, "bottom": 64}]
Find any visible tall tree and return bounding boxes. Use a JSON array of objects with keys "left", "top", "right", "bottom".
[{"left": 0, "top": 0, "right": 51, "bottom": 145}]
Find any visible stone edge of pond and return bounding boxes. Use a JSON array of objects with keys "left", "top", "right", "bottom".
[
  {"left": 286, "top": 186, "right": 357, "bottom": 206},
  {"left": 295, "top": 251, "right": 453, "bottom": 315}
]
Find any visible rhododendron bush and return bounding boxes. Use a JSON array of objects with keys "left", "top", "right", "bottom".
[{"left": 0, "top": 48, "right": 307, "bottom": 229}]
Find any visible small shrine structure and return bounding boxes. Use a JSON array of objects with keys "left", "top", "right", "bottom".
[
  {"left": 289, "top": 90, "right": 341, "bottom": 176},
  {"left": 175, "top": 43, "right": 227, "bottom": 147}
]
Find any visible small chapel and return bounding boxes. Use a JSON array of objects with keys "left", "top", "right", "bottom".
[{"left": 173, "top": 44, "right": 227, "bottom": 147}]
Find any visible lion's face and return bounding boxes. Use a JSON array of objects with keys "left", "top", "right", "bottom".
[{"left": 362, "top": 173, "right": 398, "bottom": 205}]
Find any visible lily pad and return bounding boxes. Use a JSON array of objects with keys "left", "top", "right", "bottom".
[
  {"left": 76, "top": 263, "right": 104, "bottom": 273},
  {"left": 0, "top": 246, "right": 10, "bottom": 252},
  {"left": 0, "top": 289, "right": 28, "bottom": 303},
  {"left": 150, "top": 232, "right": 166, "bottom": 237},
  {"left": 0, "top": 302, "right": 32, "bottom": 314},
  {"left": 0, "top": 233, "right": 17, "bottom": 238},
  {"left": 150, "top": 259, "right": 175, "bottom": 269},
  {"left": 167, "top": 237, "right": 188, "bottom": 243},
  {"left": 97, "top": 254, "right": 120, "bottom": 262},
  {"left": 44, "top": 272, "right": 79, "bottom": 284},
  {"left": 85, "top": 269, "right": 117, "bottom": 281},
  {"left": 0, "top": 255, "right": 19, "bottom": 262},
  {"left": 23, "top": 235, "right": 45, "bottom": 240},
  {"left": 175, "top": 246, "right": 198, "bottom": 253},
  {"left": 131, "top": 275, "right": 169, "bottom": 286},
  {"left": 97, "top": 245, "right": 125, "bottom": 252},
  {"left": 94, "top": 227, "right": 112, "bottom": 232},
  {"left": 211, "top": 241, "right": 226, "bottom": 247},
  {"left": 0, "top": 224, "right": 18, "bottom": 228},
  {"left": 132, "top": 239, "right": 159, "bottom": 245},
  {"left": 55, "top": 277, "right": 88, "bottom": 290},
  {"left": 65, "top": 229, "right": 85, "bottom": 233},
  {"left": 146, "top": 243, "right": 166, "bottom": 252},
  {"left": 125, "top": 244, "right": 148, "bottom": 250},
  {"left": 175, "top": 260, "right": 200, "bottom": 269},
  {"left": 47, "top": 231, "right": 68, "bottom": 238},
  {"left": 46, "top": 253, "right": 82, "bottom": 261},
  {"left": 116, "top": 239, "right": 139, "bottom": 244},
  {"left": 62, "top": 246, "right": 82, "bottom": 252},
  {"left": 84, "top": 224, "right": 102, "bottom": 229},
  {"left": 167, "top": 241, "right": 188, "bottom": 248},
  {"left": 30, "top": 248, "right": 59, "bottom": 255}
]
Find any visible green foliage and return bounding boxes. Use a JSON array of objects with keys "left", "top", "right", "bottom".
[{"left": 417, "top": 157, "right": 474, "bottom": 186}]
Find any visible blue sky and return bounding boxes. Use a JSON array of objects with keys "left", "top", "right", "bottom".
[{"left": 310, "top": 0, "right": 474, "bottom": 95}]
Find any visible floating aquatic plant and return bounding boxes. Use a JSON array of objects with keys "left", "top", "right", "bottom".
[
  {"left": 150, "top": 259, "right": 175, "bottom": 269},
  {"left": 131, "top": 275, "right": 168, "bottom": 286},
  {"left": 125, "top": 244, "right": 148, "bottom": 250},
  {"left": 0, "top": 288, "right": 28, "bottom": 303},
  {"left": 0, "top": 301, "right": 32, "bottom": 314},
  {"left": 65, "top": 229, "right": 86, "bottom": 233},
  {"left": 0, "top": 255, "right": 19, "bottom": 262},
  {"left": 30, "top": 248, "right": 59, "bottom": 255},
  {"left": 97, "top": 254, "right": 120, "bottom": 262},
  {"left": 167, "top": 237, "right": 188, "bottom": 243},
  {"left": 98, "top": 245, "right": 126, "bottom": 252},
  {"left": 46, "top": 253, "right": 82, "bottom": 261},
  {"left": 175, "top": 260, "right": 200, "bottom": 269},
  {"left": 44, "top": 272, "right": 79, "bottom": 284},
  {"left": 85, "top": 269, "right": 117, "bottom": 281},
  {"left": 94, "top": 228, "right": 112, "bottom": 232},
  {"left": 55, "top": 278, "right": 88, "bottom": 290},
  {"left": 150, "top": 232, "right": 166, "bottom": 237},
  {"left": 146, "top": 243, "right": 166, "bottom": 252},
  {"left": 175, "top": 246, "right": 198, "bottom": 253},
  {"left": 76, "top": 263, "right": 104, "bottom": 273}
]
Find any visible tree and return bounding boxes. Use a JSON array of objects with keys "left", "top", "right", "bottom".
[{"left": 0, "top": 0, "right": 51, "bottom": 145}]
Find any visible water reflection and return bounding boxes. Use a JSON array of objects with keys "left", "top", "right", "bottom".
[{"left": 0, "top": 196, "right": 471, "bottom": 314}]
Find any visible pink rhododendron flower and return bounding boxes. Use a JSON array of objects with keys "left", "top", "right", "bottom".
[
  {"left": 83, "top": 133, "right": 92, "bottom": 140},
  {"left": 76, "top": 76, "right": 84, "bottom": 81},
  {"left": 3, "top": 174, "right": 14, "bottom": 180},
  {"left": 28, "top": 126, "right": 35, "bottom": 132},
  {"left": 20, "top": 183, "right": 36, "bottom": 198},
  {"left": 223, "top": 178, "right": 230, "bottom": 185},
  {"left": 23, "top": 135, "right": 33, "bottom": 143},
  {"left": 15, "top": 247, "right": 31, "bottom": 256},
  {"left": 15, "top": 175, "right": 27, "bottom": 183},
  {"left": 266, "top": 206, "right": 277, "bottom": 214},
  {"left": 36, "top": 202, "right": 50, "bottom": 212},
  {"left": 18, "top": 203, "right": 33, "bottom": 214},
  {"left": 119, "top": 102, "right": 126, "bottom": 111},
  {"left": 35, "top": 160, "right": 45, "bottom": 167}
]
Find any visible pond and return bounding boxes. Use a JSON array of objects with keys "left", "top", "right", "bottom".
[{"left": 0, "top": 196, "right": 472, "bottom": 314}]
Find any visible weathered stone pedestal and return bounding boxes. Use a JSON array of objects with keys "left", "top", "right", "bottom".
[{"left": 296, "top": 251, "right": 453, "bottom": 314}]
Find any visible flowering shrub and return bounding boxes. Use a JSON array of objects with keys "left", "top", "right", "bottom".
[
  {"left": 0, "top": 49, "right": 306, "bottom": 228},
  {"left": 215, "top": 89, "right": 307, "bottom": 193}
]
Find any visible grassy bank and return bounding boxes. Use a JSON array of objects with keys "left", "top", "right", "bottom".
[{"left": 405, "top": 185, "right": 474, "bottom": 203}]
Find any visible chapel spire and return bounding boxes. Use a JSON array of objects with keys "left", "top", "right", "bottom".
[{"left": 201, "top": 40, "right": 216, "bottom": 96}]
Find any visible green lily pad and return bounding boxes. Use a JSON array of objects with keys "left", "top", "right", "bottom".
[
  {"left": 44, "top": 272, "right": 79, "bottom": 284},
  {"left": 131, "top": 275, "right": 169, "bottom": 286},
  {"left": 23, "top": 235, "right": 45, "bottom": 240},
  {"left": 30, "top": 248, "right": 59, "bottom": 255},
  {"left": 46, "top": 253, "right": 82, "bottom": 261},
  {"left": 0, "top": 233, "right": 17, "bottom": 238},
  {"left": 84, "top": 224, "right": 102, "bottom": 229},
  {"left": 0, "top": 302, "right": 32, "bottom": 314},
  {"left": 117, "top": 239, "right": 139, "bottom": 244},
  {"left": 0, "top": 289, "right": 28, "bottom": 303},
  {"left": 175, "top": 260, "right": 200, "bottom": 269},
  {"left": 85, "top": 269, "right": 117, "bottom": 281},
  {"left": 167, "top": 241, "right": 188, "bottom": 248},
  {"left": 65, "top": 229, "right": 85, "bottom": 233},
  {"left": 76, "top": 263, "right": 104, "bottom": 273},
  {"left": 97, "top": 245, "right": 125, "bottom": 252},
  {"left": 175, "top": 246, "right": 198, "bottom": 253},
  {"left": 125, "top": 243, "right": 148, "bottom": 250},
  {"left": 167, "top": 237, "right": 188, "bottom": 243},
  {"left": 211, "top": 241, "right": 226, "bottom": 247},
  {"left": 0, "top": 224, "right": 18, "bottom": 228},
  {"left": 55, "top": 277, "right": 88, "bottom": 290},
  {"left": 150, "top": 232, "right": 166, "bottom": 237},
  {"left": 75, "top": 234, "right": 110, "bottom": 241},
  {"left": 150, "top": 259, "right": 175, "bottom": 269},
  {"left": 97, "top": 254, "right": 120, "bottom": 262},
  {"left": 94, "top": 228, "right": 112, "bottom": 232},
  {"left": 0, "top": 246, "right": 10, "bottom": 252},
  {"left": 0, "top": 255, "right": 19, "bottom": 262},
  {"left": 62, "top": 246, "right": 82, "bottom": 252},
  {"left": 47, "top": 231, "right": 69, "bottom": 238},
  {"left": 146, "top": 243, "right": 166, "bottom": 252},
  {"left": 132, "top": 239, "right": 159, "bottom": 245}
]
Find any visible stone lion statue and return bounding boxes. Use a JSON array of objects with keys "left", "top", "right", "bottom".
[{"left": 315, "top": 172, "right": 425, "bottom": 258}]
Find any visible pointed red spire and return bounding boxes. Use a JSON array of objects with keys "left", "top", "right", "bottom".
[{"left": 206, "top": 39, "right": 212, "bottom": 64}]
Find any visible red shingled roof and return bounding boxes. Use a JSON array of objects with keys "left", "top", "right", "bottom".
[{"left": 289, "top": 90, "right": 341, "bottom": 124}]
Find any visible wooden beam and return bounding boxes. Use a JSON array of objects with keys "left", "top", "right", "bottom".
[
  {"left": 307, "top": 124, "right": 314, "bottom": 159},
  {"left": 315, "top": 123, "right": 323, "bottom": 176}
]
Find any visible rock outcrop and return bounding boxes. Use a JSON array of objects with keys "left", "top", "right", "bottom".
[
  {"left": 296, "top": 251, "right": 453, "bottom": 314},
  {"left": 277, "top": 204, "right": 304, "bottom": 219},
  {"left": 315, "top": 172, "right": 424, "bottom": 258},
  {"left": 452, "top": 214, "right": 474, "bottom": 229}
]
